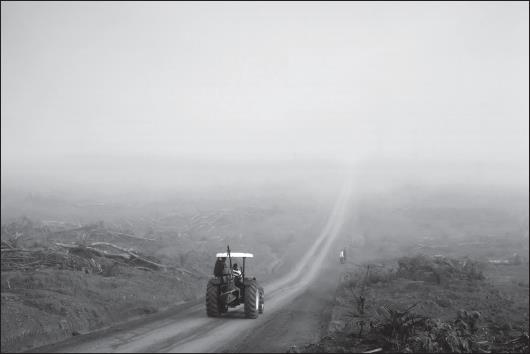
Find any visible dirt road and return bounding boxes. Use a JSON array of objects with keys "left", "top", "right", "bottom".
[
  {"left": 221, "top": 260, "right": 341, "bottom": 353},
  {"left": 34, "top": 179, "right": 352, "bottom": 353}
]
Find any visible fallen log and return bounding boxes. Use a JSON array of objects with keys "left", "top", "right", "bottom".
[
  {"left": 89, "top": 242, "right": 166, "bottom": 269},
  {"left": 55, "top": 242, "right": 82, "bottom": 249},
  {"left": 1, "top": 248, "right": 34, "bottom": 252},
  {"left": 127, "top": 252, "right": 166, "bottom": 269},
  {"left": 1, "top": 240, "right": 15, "bottom": 249},
  {"left": 85, "top": 246, "right": 131, "bottom": 259},
  {"left": 55, "top": 242, "right": 166, "bottom": 269},
  {"left": 107, "top": 231, "right": 155, "bottom": 241},
  {"left": 56, "top": 242, "right": 131, "bottom": 260},
  {"left": 363, "top": 348, "right": 383, "bottom": 353},
  {"left": 135, "top": 266, "right": 153, "bottom": 272},
  {"left": 89, "top": 242, "right": 134, "bottom": 253},
  {"left": 170, "top": 266, "right": 194, "bottom": 276},
  {"left": 49, "top": 224, "right": 98, "bottom": 234}
]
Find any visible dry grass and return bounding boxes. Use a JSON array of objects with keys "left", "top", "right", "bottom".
[{"left": 1, "top": 264, "right": 204, "bottom": 352}]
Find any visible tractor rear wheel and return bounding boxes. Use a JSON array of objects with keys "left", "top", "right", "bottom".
[
  {"left": 259, "top": 291, "right": 264, "bottom": 314},
  {"left": 206, "top": 280, "right": 221, "bottom": 317},
  {"left": 244, "top": 280, "right": 259, "bottom": 319}
]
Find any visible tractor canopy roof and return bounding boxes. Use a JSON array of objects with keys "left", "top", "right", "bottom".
[{"left": 216, "top": 252, "right": 253, "bottom": 258}]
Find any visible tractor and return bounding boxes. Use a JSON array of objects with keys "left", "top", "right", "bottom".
[{"left": 206, "top": 246, "right": 264, "bottom": 318}]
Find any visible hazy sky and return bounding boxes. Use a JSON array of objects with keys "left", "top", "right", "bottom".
[{"left": 1, "top": 1, "right": 529, "bottom": 165}]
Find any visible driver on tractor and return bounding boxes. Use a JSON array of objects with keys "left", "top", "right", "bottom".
[
  {"left": 232, "top": 263, "right": 242, "bottom": 277},
  {"left": 232, "top": 263, "right": 243, "bottom": 288}
]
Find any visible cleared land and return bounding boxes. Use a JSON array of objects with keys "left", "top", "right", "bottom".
[
  {"left": 1, "top": 173, "right": 528, "bottom": 353},
  {"left": 1, "top": 176, "right": 339, "bottom": 353},
  {"left": 301, "top": 185, "right": 529, "bottom": 353}
]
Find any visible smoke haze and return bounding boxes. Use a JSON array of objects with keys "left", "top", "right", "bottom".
[{"left": 1, "top": 2, "right": 528, "bottom": 200}]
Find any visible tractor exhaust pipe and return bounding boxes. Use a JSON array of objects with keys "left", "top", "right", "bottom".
[{"left": 227, "top": 245, "right": 232, "bottom": 277}]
